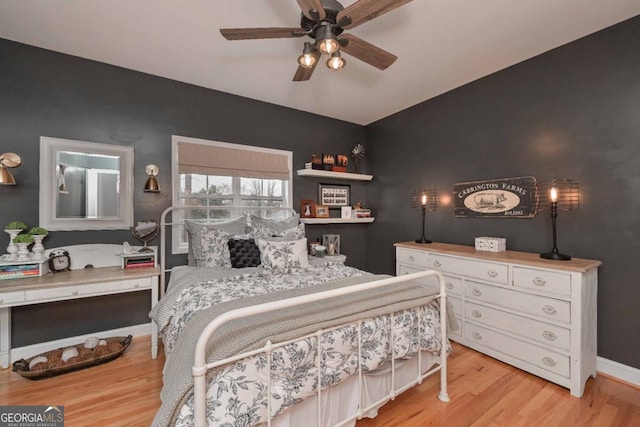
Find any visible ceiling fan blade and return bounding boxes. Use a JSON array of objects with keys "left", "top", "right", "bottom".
[
  {"left": 220, "top": 27, "right": 305, "bottom": 40},
  {"left": 339, "top": 33, "right": 397, "bottom": 70},
  {"left": 296, "top": 0, "right": 326, "bottom": 21},
  {"left": 293, "top": 53, "right": 320, "bottom": 81},
  {"left": 337, "top": 0, "right": 414, "bottom": 30}
]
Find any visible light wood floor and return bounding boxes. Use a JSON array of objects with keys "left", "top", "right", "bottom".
[{"left": 1, "top": 336, "right": 638, "bottom": 426}]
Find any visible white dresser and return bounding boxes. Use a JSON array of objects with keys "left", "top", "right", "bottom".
[{"left": 395, "top": 241, "right": 601, "bottom": 397}]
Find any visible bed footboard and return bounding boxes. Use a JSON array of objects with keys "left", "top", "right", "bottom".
[{"left": 192, "top": 270, "right": 450, "bottom": 427}]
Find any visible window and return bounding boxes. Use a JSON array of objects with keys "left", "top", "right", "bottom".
[{"left": 171, "top": 135, "right": 292, "bottom": 254}]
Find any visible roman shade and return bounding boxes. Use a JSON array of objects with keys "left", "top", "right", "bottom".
[{"left": 177, "top": 142, "right": 290, "bottom": 180}]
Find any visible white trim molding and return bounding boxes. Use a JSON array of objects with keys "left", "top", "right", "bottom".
[{"left": 597, "top": 356, "right": 640, "bottom": 388}]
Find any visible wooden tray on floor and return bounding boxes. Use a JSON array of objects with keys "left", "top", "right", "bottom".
[{"left": 12, "top": 335, "right": 132, "bottom": 380}]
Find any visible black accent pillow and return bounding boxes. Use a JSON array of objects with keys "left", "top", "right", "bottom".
[{"left": 228, "top": 238, "right": 261, "bottom": 268}]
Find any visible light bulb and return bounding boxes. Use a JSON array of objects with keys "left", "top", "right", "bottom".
[
  {"left": 318, "top": 38, "right": 339, "bottom": 55},
  {"left": 326, "top": 52, "right": 346, "bottom": 71},
  {"left": 550, "top": 187, "right": 558, "bottom": 203},
  {"left": 298, "top": 53, "right": 317, "bottom": 68}
]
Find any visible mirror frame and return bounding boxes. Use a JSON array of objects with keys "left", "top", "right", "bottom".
[{"left": 39, "top": 136, "right": 134, "bottom": 230}]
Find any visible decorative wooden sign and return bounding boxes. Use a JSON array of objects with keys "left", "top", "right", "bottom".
[{"left": 453, "top": 176, "right": 539, "bottom": 218}]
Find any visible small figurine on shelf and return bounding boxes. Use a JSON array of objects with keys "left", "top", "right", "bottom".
[
  {"left": 4, "top": 221, "right": 27, "bottom": 261},
  {"left": 351, "top": 144, "right": 365, "bottom": 174},
  {"left": 28, "top": 226, "right": 49, "bottom": 261}
]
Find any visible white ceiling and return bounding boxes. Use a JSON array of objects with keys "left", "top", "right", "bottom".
[{"left": 1, "top": 1, "right": 639, "bottom": 125}]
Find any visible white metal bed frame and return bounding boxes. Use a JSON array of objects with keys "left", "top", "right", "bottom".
[{"left": 158, "top": 206, "right": 450, "bottom": 427}]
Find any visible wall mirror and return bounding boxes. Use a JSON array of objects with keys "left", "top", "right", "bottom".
[{"left": 39, "top": 136, "right": 134, "bottom": 230}]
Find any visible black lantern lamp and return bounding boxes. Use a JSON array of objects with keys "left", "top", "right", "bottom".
[
  {"left": 539, "top": 179, "right": 579, "bottom": 261},
  {"left": 411, "top": 189, "right": 437, "bottom": 244}
]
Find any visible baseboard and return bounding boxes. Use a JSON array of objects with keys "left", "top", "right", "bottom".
[
  {"left": 9, "top": 323, "right": 152, "bottom": 363},
  {"left": 597, "top": 356, "right": 640, "bottom": 388}
]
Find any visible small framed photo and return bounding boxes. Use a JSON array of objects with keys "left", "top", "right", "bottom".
[
  {"left": 314, "top": 205, "right": 330, "bottom": 218},
  {"left": 319, "top": 183, "right": 350, "bottom": 208},
  {"left": 336, "top": 154, "right": 349, "bottom": 167},
  {"left": 341, "top": 206, "right": 352, "bottom": 219},
  {"left": 322, "top": 154, "right": 335, "bottom": 165},
  {"left": 300, "top": 199, "right": 316, "bottom": 218}
]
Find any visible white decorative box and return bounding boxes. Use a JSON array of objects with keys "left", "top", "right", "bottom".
[{"left": 475, "top": 237, "right": 506, "bottom": 252}]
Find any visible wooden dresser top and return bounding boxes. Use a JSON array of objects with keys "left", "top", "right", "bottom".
[{"left": 394, "top": 241, "right": 601, "bottom": 273}]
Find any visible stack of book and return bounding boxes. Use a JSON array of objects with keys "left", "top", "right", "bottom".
[
  {"left": 0, "top": 260, "right": 47, "bottom": 280},
  {"left": 354, "top": 209, "right": 372, "bottom": 218},
  {"left": 123, "top": 255, "right": 155, "bottom": 269}
]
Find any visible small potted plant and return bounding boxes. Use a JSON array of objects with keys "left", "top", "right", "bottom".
[
  {"left": 28, "top": 226, "right": 49, "bottom": 261},
  {"left": 4, "top": 221, "right": 28, "bottom": 261},
  {"left": 351, "top": 144, "right": 365, "bottom": 174},
  {"left": 13, "top": 233, "right": 34, "bottom": 262}
]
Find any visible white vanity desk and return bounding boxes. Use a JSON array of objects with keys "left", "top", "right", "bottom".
[{"left": 0, "top": 265, "right": 160, "bottom": 368}]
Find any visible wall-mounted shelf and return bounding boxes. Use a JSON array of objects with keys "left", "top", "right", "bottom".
[
  {"left": 300, "top": 217, "right": 375, "bottom": 224},
  {"left": 296, "top": 169, "right": 373, "bottom": 181}
]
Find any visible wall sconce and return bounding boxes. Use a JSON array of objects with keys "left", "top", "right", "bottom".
[
  {"left": 411, "top": 189, "right": 438, "bottom": 244},
  {"left": 144, "top": 164, "right": 160, "bottom": 193},
  {"left": 0, "top": 152, "right": 22, "bottom": 185},
  {"left": 539, "top": 179, "right": 579, "bottom": 261}
]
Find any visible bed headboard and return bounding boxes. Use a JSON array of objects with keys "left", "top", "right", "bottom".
[{"left": 159, "top": 205, "right": 298, "bottom": 297}]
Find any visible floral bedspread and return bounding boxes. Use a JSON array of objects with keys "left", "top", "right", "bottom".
[{"left": 150, "top": 263, "right": 445, "bottom": 427}]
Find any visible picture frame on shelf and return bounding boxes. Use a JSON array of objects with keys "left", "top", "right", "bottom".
[
  {"left": 300, "top": 199, "right": 316, "bottom": 218},
  {"left": 314, "top": 205, "right": 330, "bottom": 218},
  {"left": 318, "top": 183, "right": 350, "bottom": 208},
  {"left": 341, "top": 206, "right": 353, "bottom": 219}
]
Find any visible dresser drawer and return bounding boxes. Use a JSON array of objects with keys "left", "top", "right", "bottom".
[
  {"left": 24, "top": 278, "right": 151, "bottom": 302},
  {"left": 465, "top": 281, "right": 570, "bottom": 324},
  {"left": 0, "top": 291, "right": 25, "bottom": 306},
  {"left": 465, "top": 323, "right": 569, "bottom": 378},
  {"left": 443, "top": 275, "right": 463, "bottom": 296},
  {"left": 429, "top": 254, "right": 508, "bottom": 285},
  {"left": 465, "top": 302, "right": 570, "bottom": 351},
  {"left": 513, "top": 267, "right": 571, "bottom": 297},
  {"left": 397, "top": 248, "right": 428, "bottom": 268}
]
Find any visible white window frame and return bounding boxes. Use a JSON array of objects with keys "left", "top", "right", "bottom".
[{"left": 171, "top": 135, "right": 293, "bottom": 254}]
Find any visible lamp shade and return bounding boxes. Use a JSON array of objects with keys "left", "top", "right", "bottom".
[
  {"left": 411, "top": 189, "right": 438, "bottom": 211},
  {"left": 144, "top": 164, "right": 160, "bottom": 193},
  {"left": 0, "top": 165, "right": 16, "bottom": 185},
  {"left": 539, "top": 179, "right": 579, "bottom": 211}
]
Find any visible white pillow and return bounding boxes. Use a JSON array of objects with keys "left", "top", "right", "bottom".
[
  {"left": 257, "top": 238, "right": 309, "bottom": 270},
  {"left": 250, "top": 215, "right": 303, "bottom": 240}
]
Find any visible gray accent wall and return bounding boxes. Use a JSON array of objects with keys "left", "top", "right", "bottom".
[
  {"left": 0, "top": 38, "right": 366, "bottom": 346},
  {"left": 365, "top": 15, "right": 640, "bottom": 369}
]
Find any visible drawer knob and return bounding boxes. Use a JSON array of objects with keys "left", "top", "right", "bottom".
[
  {"left": 542, "top": 356, "right": 557, "bottom": 367},
  {"left": 533, "top": 277, "right": 546, "bottom": 287},
  {"left": 433, "top": 260, "right": 442, "bottom": 268},
  {"left": 472, "top": 310, "right": 482, "bottom": 318},
  {"left": 472, "top": 288, "right": 482, "bottom": 297},
  {"left": 72, "top": 291, "right": 79, "bottom": 296},
  {"left": 542, "top": 305, "right": 557, "bottom": 315},
  {"left": 542, "top": 330, "right": 557, "bottom": 341},
  {"left": 472, "top": 331, "right": 482, "bottom": 340},
  {"left": 487, "top": 270, "right": 498, "bottom": 278},
  {"left": 446, "top": 282, "right": 454, "bottom": 290},
  {"left": 409, "top": 255, "right": 415, "bottom": 262}
]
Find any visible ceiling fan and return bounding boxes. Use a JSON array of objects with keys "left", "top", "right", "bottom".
[{"left": 220, "top": 0, "right": 414, "bottom": 81}]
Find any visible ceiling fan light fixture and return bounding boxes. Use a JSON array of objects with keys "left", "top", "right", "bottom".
[
  {"left": 326, "top": 51, "right": 346, "bottom": 71},
  {"left": 315, "top": 24, "right": 339, "bottom": 55},
  {"left": 297, "top": 42, "right": 318, "bottom": 68}
]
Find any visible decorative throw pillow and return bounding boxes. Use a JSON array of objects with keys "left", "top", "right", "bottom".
[
  {"left": 191, "top": 226, "right": 233, "bottom": 268},
  {"left": 253, "top": 222, "right": 306, "bottom": 241},
  {"left": 185, "top": 216, "right": 247, "bottom": 266},
  {"left": 250, "top": 214, "right": 301, "bottom": 239},
  {"left": 228, "top": 238, "right": 261, "bottom": 268},
  {"left": 256, "top": 238, "right": 309, "bottom": 270}
]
